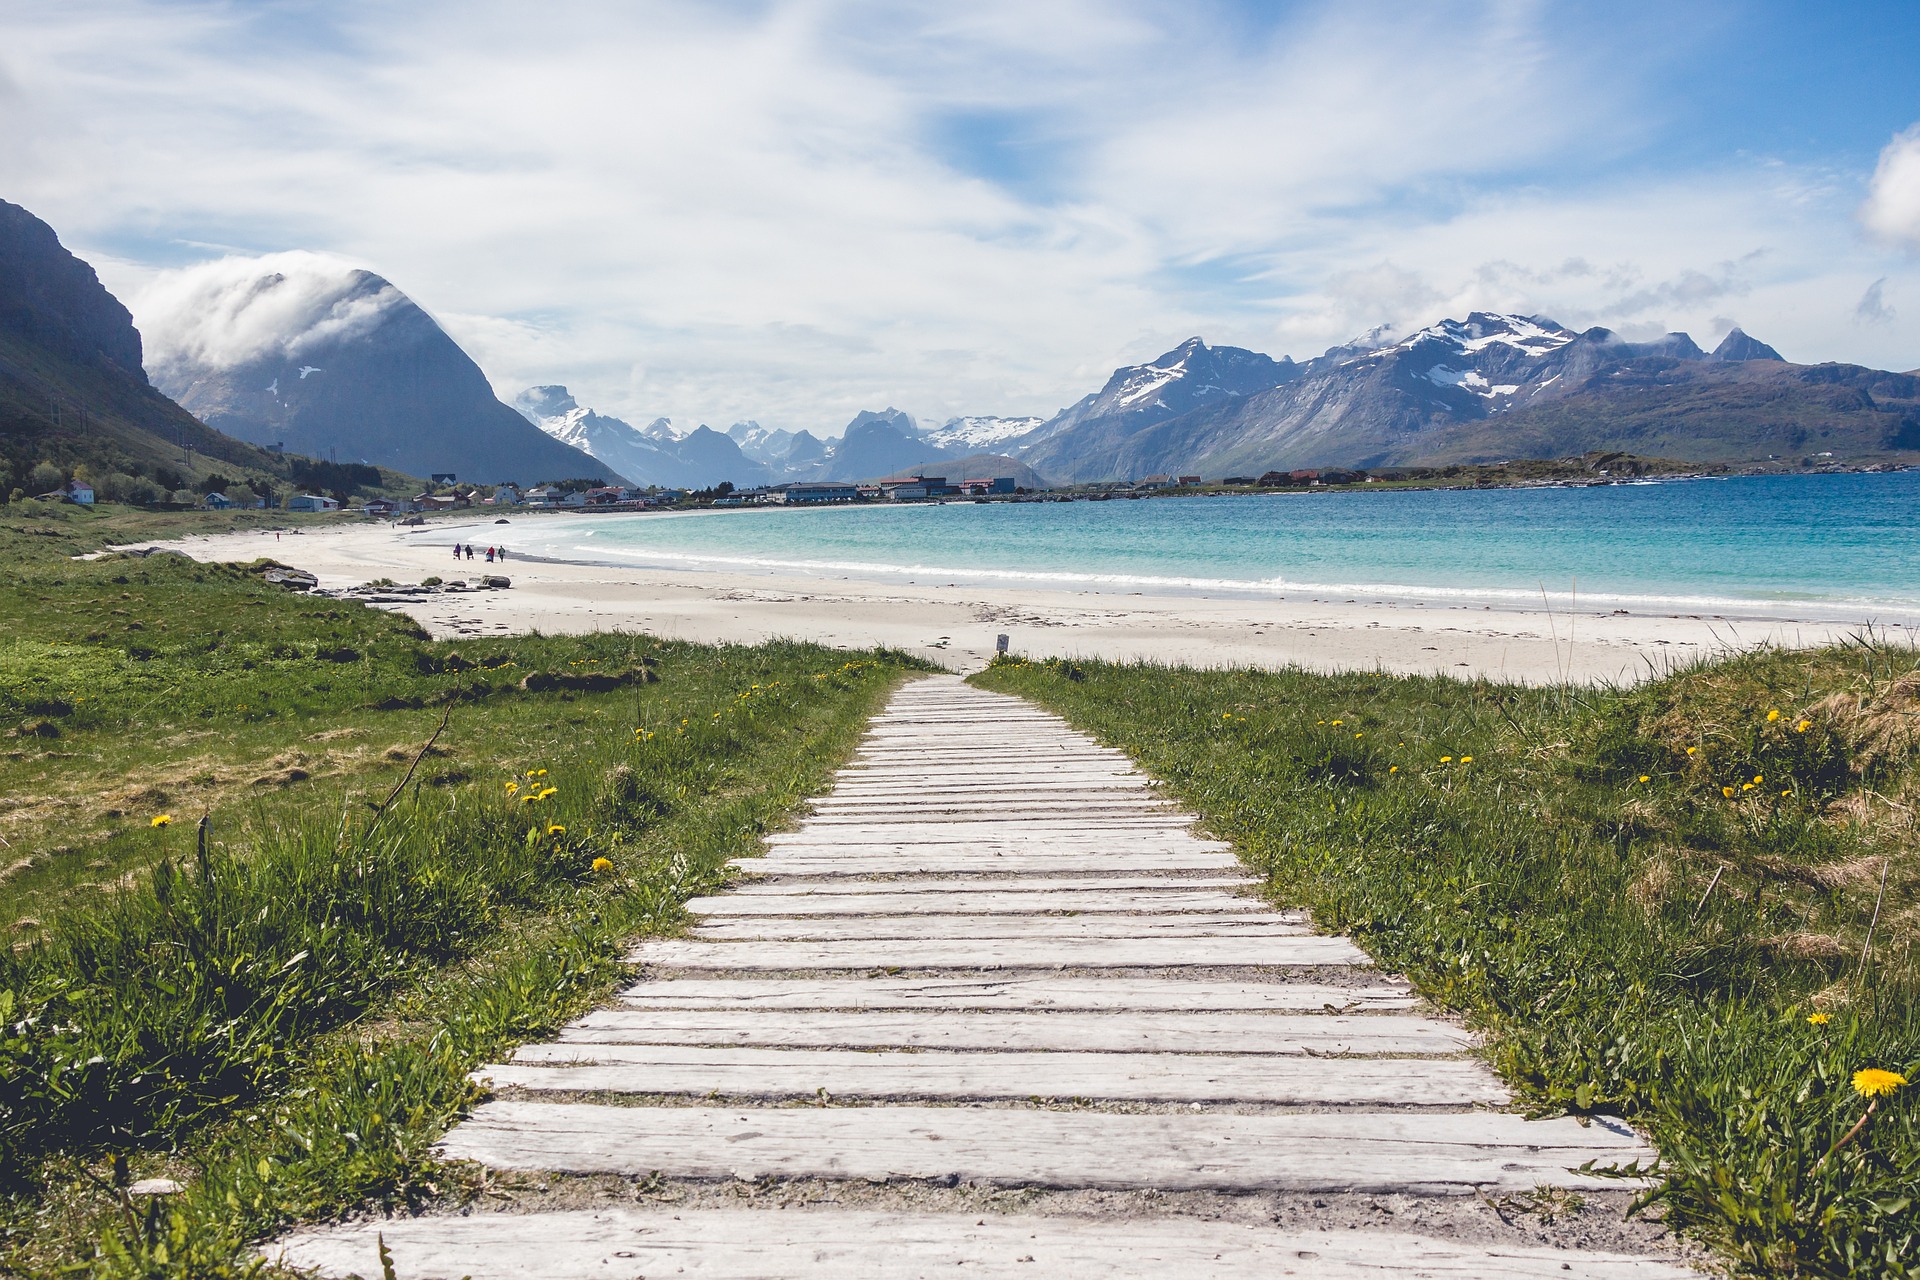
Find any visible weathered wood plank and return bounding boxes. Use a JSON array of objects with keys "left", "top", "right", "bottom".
[
  {"left": 717, "top": 874, "right": 1256, "bottom": 896},
  {"left": 274, "top": 1207, "right": 1698, "bottom": 1279},
  {"left": 733, "top": 854, "right": 1243, "bottom": 876},
  {"left": 436, "top": 1102, "right": 1658, "bottom": 1193},
  {"left": 558, "top": 1009, "right": 1471, "bottom": 1055},
  {"left": 483, "top": 1044, "right": 1503, "bottom": 1105},
  {"left": 629, "top": 935, "right": 1368, "bottom": 969},
  {"left": 614, "top": 976, "right": 1421, "bottom": 1012},
  {"left": 688, "top": 914, "right": 1309, "bottom": 942},
  {"left": 687, "top": 888, "right": 1266, "bottom": 915}
]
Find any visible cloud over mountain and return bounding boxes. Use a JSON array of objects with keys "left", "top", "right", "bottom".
[{"left": 1862, "top": 124, "right": 1920, "bottom": 249}]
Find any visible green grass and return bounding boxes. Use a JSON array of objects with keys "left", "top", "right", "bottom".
[
  {"left": 975, "top": 649, "right": 1919, "bottom": 1279},
  {"left": 0, "top": 498, "right": 924, "bottom": 1274}
]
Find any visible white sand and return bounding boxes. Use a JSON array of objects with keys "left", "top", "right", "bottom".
[{"left": 139, "top": 515, "right": 1880, "bottom": 683}]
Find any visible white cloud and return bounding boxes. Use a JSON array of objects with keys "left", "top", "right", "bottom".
[
  {"left": 1861, "top": 125, "right": 1920, "bottom": 248},
  {"left": 132, "top": 252, "right": 402, "bottom": 376},
  {"left": 2, "top": 1, "right": 1915, "bottom": 428}
]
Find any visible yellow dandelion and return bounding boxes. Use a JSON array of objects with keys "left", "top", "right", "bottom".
[
  {"left": 526, "top": 768, "right": 548, "bottom": 778},
  {"left": 1853, "top": 1069, "right": 1908, "bottom": 1098},
  {"left": 591, "top": 856, "right": 613, "bottom": 874},
  {"left": 1223, "top": 712, "right": 1232, "bottom": 720},
  {"left": 1742, "top": 783, "right": 1756, "bottom": 792},
  {"left": 520, "top": 794, "right": 538, "bottom": 804},
  {"left": 1767, "top": 709, "right": 1781, "bottom": 722},
  {"left": 1722, "top": 786, "right": 1735, "bottom": 798},
  {"left": 1808, "top": 1012, "right": 1831, "bottom": 1026},
  {"left": 1753, "top": 774, "right": 1764, "bottom": 785},
  {"left": 1460, "top": 755, "right": 1473, "bottom": 764},
  {"left": 1331, "top": 719, "right": 1343, "bottom": 726},
  {"left": 1355, "top": 732, "right": 1364, "bottom": 739},
  {"left": 547, "top": 824, "right": 565, "bottom": 835},
  {"left": 1316, "top": 720, "right": 1325, "bottom": 726},
  {"left": 1781, "top": 789, "right": 1791, "bottom": 797},
  {"left": 150, "top": 814, "right": 173, "bottom": 828},
  {"left": 1637, "top": 775, "right": 1651, "bottom": 784},
  {"left": 538, "top": 787, "right": 557, "bottom": 800},
  {"left": 1686, "top": 746, "right": 1699, "bottom": 756},
  {"left": 1440, "top": 755, "right": 1452, "bottom": 763},
  {"left": 504, "top": 781, "right": 520, "bottom": 794},
  {"left": 1389, "top": 765, "right": 1399, "bottom": 774},
  {"left": 1796, "top": 719, "right": 1811, "bottom": 733}
]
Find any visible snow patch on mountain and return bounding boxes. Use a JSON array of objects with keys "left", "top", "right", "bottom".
[{"left": 924, "top": 415, "right": 1045, "bottom": 452}]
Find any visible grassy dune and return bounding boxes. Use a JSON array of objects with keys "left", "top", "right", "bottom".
[
  {"left": 976, "top": 650, "right": 1919, "bottom": 1279},
  {"left": 0, "top": 500, "right": 920, "bottom": 1275}
]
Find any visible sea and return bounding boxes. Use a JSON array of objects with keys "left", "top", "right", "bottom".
[{"left": 493, "top": 471, "right": 1920, "bottom": 624}]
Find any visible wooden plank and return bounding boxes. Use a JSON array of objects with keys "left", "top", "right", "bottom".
[
  {"left": 629, "top": 935, "right": 1369, "bottom": 969},
  {"left": 558, "top": 1009, "right": 1471, "bottom": 1055},
  {"left": 733, "top": 854, "right": 1243, "bottom": 876},
  {"left": 686, "top": 914, "right": 1311, "bottom": 941},
  {"left": 718, "top": 875, "right": 1257, "bottom": 896},
  {"left": 482, "top": 1044, "right": 1505, "bottom": 1106},
  {"left": 274, "top": 1207, "right": 1698, "bottom": 1279},
  {"left": 436, "top": 1101, "right": 1659, "bottom": 1193},
  {"left": 688, "top": 888, "right": 1266, "bottom": 915},
  {"left": 614, "top": 976, "right": 1421, "bottom": 1012}
]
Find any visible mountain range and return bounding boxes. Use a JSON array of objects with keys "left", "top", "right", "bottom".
[
  {"left": 1001, "top": 318, "right": 1919, "bottom": 482},
  {"left": 7, "top": 193, "right": 1915, "bottom": 497},
  {"left": 518, "top": 393, "right": 1047, "bottom": 490}
]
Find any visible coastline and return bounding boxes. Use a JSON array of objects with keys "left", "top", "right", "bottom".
[{"left": 134, "top": 514, "right": 1900, "bottom": 683}]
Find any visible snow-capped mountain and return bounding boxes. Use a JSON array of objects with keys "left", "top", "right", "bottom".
[
  {"left": 514, "top": 386, "right": 766, "bottom": 488},
  {"left": 1018, "top": 337, "right": 1298, "bottom": 480},
  {"left": 924, "top": 415, "right": 1046, "bottom": 453}
]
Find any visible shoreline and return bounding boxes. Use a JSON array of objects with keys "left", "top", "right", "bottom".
[{"left": 132, "top": 515, "right": 1903, "bottom": 683}]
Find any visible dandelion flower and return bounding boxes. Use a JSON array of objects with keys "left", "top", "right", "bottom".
[
  {"left": 1722, "top": 786, "right": 1735, "bottom": 798},
  {"left": 1686, "top": 746, "right": 1699, "bottom": 756},
  {"left": 1808, "top": 1012, "right": 1831, "bottom": 1026},
  {"left": 591, "top": 856, "right": 613, "bottom": 874},
  {"left": 538, "top": 787, "right": 557, "bottom": 800},
  {"left": 1331, "top": 720, "right": 1343, "bottom": 726},
  {"left": 520, "top": 794, "right": 538, "bottom": 804},
  {"left": 150, "top": 814, "right": 173, "bottom": 828},
  {"left": 1460, "top": 755, "right": 1473, "bottom": 764},
  {"left": 1440, "top": 755, "right": 1453, "bottom": 763},
  {"left": 1781, "top": 789, "right": 1791, "bottom": 797},
  {"left": 547, "top": 824, "right": 565, "bottom": 835},
  {"left": 1389, "top": 765, "right": 1399, "bottom": 774},
  {"left": 1638, "top": 775, "right": 1651, "bottom": 784},
  {"left": 1853, "top": 1069, "right": 1908, "bottom": 1098},
  {"left": 1742, "top": 783, "right": 1755, "bottom": 792},
  {"left": 1795, "top": 719, "right": 1811, "bottom": 733},
  {"left": 1223, "top": 712, "right": 1232, "bottom": 719},
  {"left": 1767, "top": 709, "right": 1781, "bottom": 722},
  {"left": 504, "top": 781, "right": 520, "bottom": 794},
  {"left": 1753, "top": 774, "right": 1763, "bottom": 785}
]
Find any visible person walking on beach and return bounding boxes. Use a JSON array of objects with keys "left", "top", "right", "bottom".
[
  {"left": 465, "top": 544, "right": 475, "bottom": 560},
  {"left": 453, "top": 542, "right": 463, "bottom": 560},
  {"left": 497, "top": 547, "right": 507, "bottom": 563},
  {"left": 485, "top": 546, "right": 495, "bottom": 563}
]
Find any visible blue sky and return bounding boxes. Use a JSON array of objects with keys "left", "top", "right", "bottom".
[{"left": 2, "top": 0, "right": 1917, "bottom": 433}]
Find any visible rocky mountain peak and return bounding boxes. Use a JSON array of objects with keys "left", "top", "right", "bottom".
[
  {"left": 0, "top": 198, "right": 147, "bottom": 376},
  {"left": 1710, "top": 328, "right": 1785, "bottom": 362},
  {"left": 515, "top": 385, "right": 579, "bottom": 420}
]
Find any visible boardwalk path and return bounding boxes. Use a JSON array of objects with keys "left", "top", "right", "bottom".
[{"left": 279, "top": 675, "right": 1693, "bottom": 1277}]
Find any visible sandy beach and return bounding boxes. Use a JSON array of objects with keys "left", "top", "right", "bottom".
[{"left": 138, "top": 514, "right": 1885, "bottom": 683}]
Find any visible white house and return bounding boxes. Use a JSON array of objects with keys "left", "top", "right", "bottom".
[
  {"left": 64, "top": 479, "right": 95, "bottom": 505},
  {"left": 286, "top": 493, "right": 340, "bottom": 512},
  {"left": 490, "top": 483, "right": 521, "bottom": 505}
]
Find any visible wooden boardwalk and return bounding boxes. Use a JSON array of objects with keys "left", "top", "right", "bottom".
[{"left": 276, "top": 675, "right": 1694, "bottom": 1278}]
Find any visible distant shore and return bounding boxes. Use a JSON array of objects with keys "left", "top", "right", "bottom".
[{"left": 138, "top": 516, "right": 1893, "bottom": 684}]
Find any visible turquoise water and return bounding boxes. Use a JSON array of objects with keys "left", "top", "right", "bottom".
[{"left": 499, "top": 472, "right": 1920, "bottom": 621}]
